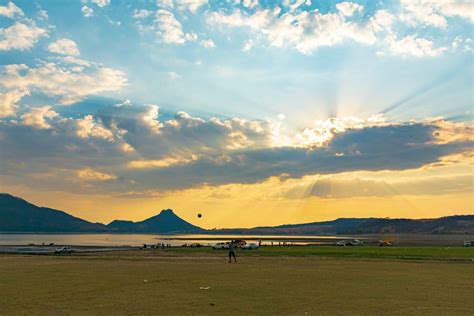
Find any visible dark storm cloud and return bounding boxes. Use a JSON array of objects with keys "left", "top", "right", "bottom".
[
  {"left": 0, "top": 104, "right": 472, "bottom": 195},
  {"left": 125, "top": 124, "right": 472, "bottom": 190}
]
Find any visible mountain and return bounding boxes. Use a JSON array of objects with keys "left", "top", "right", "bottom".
[
  {"left": 211, "top": 218, "right": 371, "bottom": 235},
  {"left": 0, "top": 193, "right": 107, "bottom": 232},
  {"left": 107, "top": 209, "right": 203, "bottom": 233},
  {"left": 209, "top": 216, "right": 474, "bottom": 235},
  {"left": 0, "top": 193, "right": 202, "bottom": 233},
  {"left": 107, "top": 220, "right": 136, "bottom": 232},
  {"left": 352, "top": 216, "right": 474, "bottom": 234}
]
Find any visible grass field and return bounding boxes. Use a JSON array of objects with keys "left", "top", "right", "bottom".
[
  {"left": 1, "top": 247, "right": 473, "bottom": 315},
  {"left": 165, "top": 245, "right": 474, "bottom": 260}
]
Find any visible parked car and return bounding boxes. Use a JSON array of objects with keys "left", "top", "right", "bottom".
[
  {"left": 54, "top": 246, "right": 74, "bottom": 254},
  {"left": 213, "top": 242, "right": 229, "bottom": 250},
  {"left": 241, "top": 243, "right": 259, "bottom": 250},
  {"left": 463, "top": 241, "right": 472, "bottom": 247},
  {"left": 190, "top": 243, "right": 203, "bottom": 248},
  {"left": 348, "top": 239, "right": 364, "bottom": 246},
  {"left": 378, "top": 240, "right": 393, "bottom": 247},
  {"left": 334, "top": 240, "right": 349, "bottom": 246}
]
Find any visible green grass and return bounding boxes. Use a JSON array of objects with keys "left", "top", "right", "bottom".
[
  {"left": 164, "top": 245, "right": 474, "bottom": 261},
  {"left": 1, "top": 252, "right": 473, "bottom": 315}
]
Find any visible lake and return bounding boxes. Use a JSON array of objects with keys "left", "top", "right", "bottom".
[{"left": 0, "top": 233, "right": 354, "bottom": 247}]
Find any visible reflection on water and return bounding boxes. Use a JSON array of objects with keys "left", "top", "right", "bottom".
[{"left": 0, "top": 234, "right": 353, "bottom": 247}]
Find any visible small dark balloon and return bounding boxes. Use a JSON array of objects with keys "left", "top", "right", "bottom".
[{"left": 197, "top": 213, "right": 202, "bottom": 218}]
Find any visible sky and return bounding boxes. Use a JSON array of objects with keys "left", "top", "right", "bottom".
[{"left": 0, "top": 0, "right": 473, "bottom": 228}]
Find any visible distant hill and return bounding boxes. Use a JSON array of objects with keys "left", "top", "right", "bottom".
[
  {"left": 210, "top": 216, "right": 474, "bottom": 235},
  {"left": 107, "top": 209, "right": 203, "bottom": 233},
  {"left": 211, "top": 218, "right": 370, "bottom": 235},
  {"left": 0, "top": 193, "right": 107, "bottom": 232},
  {"left": 352, "top": 216, "right": 474, "bottom": 234}
]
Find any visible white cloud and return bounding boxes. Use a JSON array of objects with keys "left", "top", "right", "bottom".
[
  {"left": 90, "top": 0, "right": 110, "bottom": 8},
  {"left": 53, "top": 55, "right": 91, "bottom": 67},
  {"left": 133, "top": 9, "right": 153, "bottom": 19},
  {"left": 209, "top": 5, "right": 458, "bottom": 58},
  {"left": 185, "top": 32, "right": 198, "bottom": 41},
  {"left": 141, "top": 104, "right": 162, "bottom": 132},
  {"left": 437, "top": 0, "right": 474, "bottom": 22},
  {"left": 150, "top": 9, "right": 198, "bottom": 45},
  {"left": 156, "top": 0, "right": 208, "bottom": 13},
  {"left": 283, "top": 0, "right": 306, "bottom": 12},
  {"left": 207, "top": 8, "right": 276, "bottom": 31},
  {"left": 242, "top": 0, "right": 259, "bottom": 9},
  {"left": 208, "top": 8, "right": 378, "bottom": 54},
  {"left": 76, "top": 115, "right": 114, "bottom": 140},
  {"left": 81, "top": 5, "right": 94, "bottom": 17},
  {"left": 452, "top": 36, "right": 473, "bottom": 52},
  {"left": 336, "top": 2, "right": 363, "bottom": 17},
  {"left": 0, "top": 88, "right": 29, "bottom": 117},
  {"left": 400, "top": 0, "right": 474, "bottom": 26},
  {"left": 400, "top": 0, "right": 447, "bottom": 29},
  {"left": 369, "top": 10, "right": 394, "bottom": 33},
  {"left": 208, "top": 8, "right": 382, "bottom": 54},
  {"left": 157, "top": 0, "right": 174, "bottom": 8},
  {"left": 154, "top": 9, "right": 186, "bottom": 44},
  {"left": 291, "top": 116, "right": 378, "bottom": 148},
  {"left": 156, "top": 0, "right": 207, "bottom": 13},
  {"left": 0, "top": 62, "right": 127, "bottom": 105},
  {"left": 0, "top": 22, "right": 48, "bottom": 51},
  {"left": 0, "top": 2, "right": 24, "bottom": 18},
  {"left": 113, "top": 99, "right": 132, "bottom": 108},
  {"left": 385, "top": 35, "right": 447, "bottom": 57},
  {"left": 176, "top": 0, "right": 208, "bottom": 13},
  {"left": 38, "top": 9, "right": 48, "bottom": 20},
  {"left": 201, "top": 39, "right": 215, "bottom": 48},
  {"left": 21, "top": 105, "right": 58, "bottom": 129},
  {"left": 47, "top": 39, "right": 80, "bottom": 56}
]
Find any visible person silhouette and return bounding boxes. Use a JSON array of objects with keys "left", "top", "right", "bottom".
[{"left": 228, "top": 241, "right": 237, "bottom": 263}]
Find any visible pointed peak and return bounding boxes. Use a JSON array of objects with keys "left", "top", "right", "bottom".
[{"left": 159, "top": 209, "right": 175, "bottom": 215}]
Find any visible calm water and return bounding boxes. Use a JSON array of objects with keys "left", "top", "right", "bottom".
[{"left": 0, "top": 234, "right": 352, "bottom": 247}]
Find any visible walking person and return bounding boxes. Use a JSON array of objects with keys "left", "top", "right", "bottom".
[{"left": 228, "top": 241, "right": 237, "bottom": 263}]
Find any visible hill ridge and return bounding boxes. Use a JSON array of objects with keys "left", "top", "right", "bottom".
[{"left": 0, "top": 193, "right": 202, "bottom": 233}]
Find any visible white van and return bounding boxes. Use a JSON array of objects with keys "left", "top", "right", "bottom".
[
  {"left": 212, "top": 242, "right": 229, "bottom": 250},
  {"left": 55, "top": 246, "right": 74, "bottom": 254}
]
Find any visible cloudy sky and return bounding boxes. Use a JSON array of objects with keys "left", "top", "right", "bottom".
[{"left": 0, "top": 0, "right": 472, "bottom": 228}]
